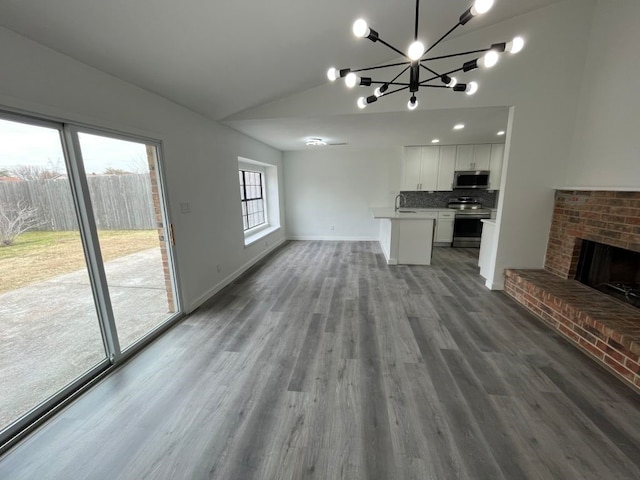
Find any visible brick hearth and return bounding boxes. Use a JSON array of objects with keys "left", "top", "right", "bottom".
[{"left": 504, "top": 190, "right": 640, "bottom": 391}]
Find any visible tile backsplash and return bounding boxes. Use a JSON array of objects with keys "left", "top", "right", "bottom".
[{"left": 400, "top": 189, "right": 498, "bottom": 209}]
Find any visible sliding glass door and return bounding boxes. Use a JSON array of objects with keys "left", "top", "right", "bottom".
[
  {"left": 0, "top": 113, "right": 179, "bottom": 442},
  {"left": 75, "top": 131, "right": 177, "bottom": 350}
]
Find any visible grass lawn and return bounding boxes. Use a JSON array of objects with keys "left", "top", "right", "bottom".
[{"left": 0, "top": 230, "right": 160, "bottom": 294}]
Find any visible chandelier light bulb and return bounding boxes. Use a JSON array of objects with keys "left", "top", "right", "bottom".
[
  {"left": 448, "top": 76, "right": 458, "bottom": 87},
  {"left": 471, "top": 0, "right": 494, "bottom": 16},
  {"left": 466, "top": 81, "right": 479, "bottom": 95},
  {"left": 479, "top": 50, "right": 500, "bottom": 69},
  {"left": 327, "top": 67, "right": 338, "bottom": 82},
  {"left": 345, "top": 72, "right": 358, "bottom": 88},
  {"left": 408, "top": 40, "right": 425, "bottom": 61},
  {"left": 407, "top": 96, "right": 418, "bottom": 110},
  {"left": 353, "top": 19, "right": 369, "bottom": 38},
  {"left": 507, "top": 36, "right": 525, "bottom": 54},
  {"left": 374, "top": 87, "right": 382, "bottom": 97},
  {"left": 357, "top": 97, "right": 367, "bottom": 109}
]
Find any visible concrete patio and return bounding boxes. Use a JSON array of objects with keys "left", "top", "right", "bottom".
[{"left": 0, "top": 248, "right": 173, "bottom": 429}]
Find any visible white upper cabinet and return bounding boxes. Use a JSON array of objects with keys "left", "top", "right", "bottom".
[
  {"left": 472, "top": 144, "right": 491, "bottom": 170},
  {"left": 437, "top": 145, "right": 456, "bottom": 191},
  {"left": 401, "top": 146, "right": 439, "bottom": 191},
  {"left": 420, "top": 146, "right": 439, "bottom": 191},
  {"left": 454, "top": 145, "right": 474, "bottom": 170},
  {"left": 402, "top": 143, "right": 503, "bottom": 191},
  {"left": 489, "top": 144, "right": 505, "bottom": 190},
  {"left": 402, "top": 146, "right": 423, "bottom": 191},
  {"left": 455, "top": 144, "right": 491, "bottom": 170}
]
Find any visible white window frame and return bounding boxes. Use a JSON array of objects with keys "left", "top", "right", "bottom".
[{"left": 238, "top": 158, "right": 280, "bottom": 246}]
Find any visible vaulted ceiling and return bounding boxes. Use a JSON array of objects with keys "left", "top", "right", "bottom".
[{"left": 0, "top": 0, "right": 564, "bottom": 150}]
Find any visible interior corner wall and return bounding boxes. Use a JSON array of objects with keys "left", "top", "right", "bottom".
[
  {"left": 0, "top": 26, "right": 285, "bottom": 313},
  {"left": 283, "top": 148, "right": 400, "bottom": 240},
  {"left": 564, "top": 0, "right": 640, "bottom": 189}
]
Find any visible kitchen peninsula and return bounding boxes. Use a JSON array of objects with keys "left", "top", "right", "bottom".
[{"left": 371, "top": 208, "right": 436, "bottom": 265}]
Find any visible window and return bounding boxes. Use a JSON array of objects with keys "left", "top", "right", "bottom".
[
  {"left": 238, "top": 157, "right": 281, "bottom": 246},
  {"left": 239, "top": 169, "right": 266, "bottom": 230}
]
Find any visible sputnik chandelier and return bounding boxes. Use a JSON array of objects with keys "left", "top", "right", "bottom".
[{"left": 326, "top": 0, "right": 524, "bottom": 110}]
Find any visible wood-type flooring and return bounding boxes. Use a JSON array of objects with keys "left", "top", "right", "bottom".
[{"left": 1, "top": 241, "right": 639, "bottom": 479}]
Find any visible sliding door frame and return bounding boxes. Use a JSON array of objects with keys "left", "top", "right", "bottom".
[{"left": 0, "top": 109, "right": 183, "bottom": 454}]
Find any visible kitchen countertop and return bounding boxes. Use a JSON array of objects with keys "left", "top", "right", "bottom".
[
  {"left": 371, "top": 207, "right": 440, "bottom": 219},
  {"left": 481, "top": 219, "right": 496, "bottom": 225}
]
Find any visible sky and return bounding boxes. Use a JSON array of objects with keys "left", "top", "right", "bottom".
[{"left": 0, "top": 118, "right": 149, "bottom": 175}]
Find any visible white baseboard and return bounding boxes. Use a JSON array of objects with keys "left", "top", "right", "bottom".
[
  {"left": 485, "top": 277, "right": 505, "bottom": 290},
  {"left": 187, "top": 237, "right": 287, "bottom": 313},
  {"left": 287, "top": 235, "right": 378, "bottom": 241}
]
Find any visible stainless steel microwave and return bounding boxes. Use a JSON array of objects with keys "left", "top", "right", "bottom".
[{"left": 453, "top": 170, "right": 490, "bottom": 189}]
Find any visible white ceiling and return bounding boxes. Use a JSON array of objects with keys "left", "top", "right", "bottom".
[
  {"left": 225, "top": 107, "right": 509, "bottom": 151},
  {"left": 0, "top": 0, "right": 562, "bottom": 150}
]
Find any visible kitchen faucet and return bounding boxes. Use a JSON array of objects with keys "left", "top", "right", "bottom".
[{"left": 394, "top": 193, "right": 406, "bottom": 211}]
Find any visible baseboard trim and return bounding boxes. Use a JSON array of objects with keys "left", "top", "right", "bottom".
[
  {"left": 187, "top": 238, "right": 288, "bottom": 313},
  {"left": 287, "top": 236, "right": 378, "bottom": 241}
]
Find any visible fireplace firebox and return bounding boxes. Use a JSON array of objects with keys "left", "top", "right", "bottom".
[{"left": 575, "top": 239, "right": 640, "bottom": 309}]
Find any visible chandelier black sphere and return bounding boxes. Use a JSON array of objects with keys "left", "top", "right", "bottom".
[{"left": 326, "top": 0, "right": 524, "bottom": 110}]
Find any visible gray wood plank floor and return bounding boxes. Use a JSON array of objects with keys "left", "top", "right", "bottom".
[{"left": 1, "top": 241, "right": 640, "bottom": 479}]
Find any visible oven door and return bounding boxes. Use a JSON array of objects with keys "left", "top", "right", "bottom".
[{"left": 452, "top": 216, "right": 484, "bottom": 247}]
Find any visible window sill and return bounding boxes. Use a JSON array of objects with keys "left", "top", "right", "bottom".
[{"left": 244, "top": 225, "right": 280, "bottom": 247}]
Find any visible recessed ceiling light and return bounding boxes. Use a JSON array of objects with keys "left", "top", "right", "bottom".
[
  {"left": 453, "top": 124, "right": 465, "bottom": 130},
  {"left": 497, "top": 130, "right": 505, "bottom": 136},
  {"left": 306, "top": 137, "right": 327, "bottom": 146},
  {"left": 431, "top": 139, "right": 440, "bottom": 143}
]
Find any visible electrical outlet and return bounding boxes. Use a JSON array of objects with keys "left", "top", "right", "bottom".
[
  {"left": 180, "top": 202, "right": 191, "bottom": 214},
  {"left": 216, "top": 264, "right": 221, "bottom": 273},
  {"left": 330, "top": 225, "right": 335, "bottom": 231}
]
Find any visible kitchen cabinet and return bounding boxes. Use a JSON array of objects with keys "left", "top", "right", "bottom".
[
  {"left": 455, "top": 144, "right": 491, "bottom": 170},
  {"left": 454, "top": 145, "right": 473, "bottom": 170},
  {"left": 434, "top": 210, "right": 455, "bottom": 245},
  {"left": 478, "top": 219, "right": 496, "bottom": 279},
  {"left": 371, "top": 208, "right": 436, "bottom": 265},
  {"left": 489, "top": 144, "right": 505, "bottom": 190},
  {"left": 401, "top": 146, "right": 439, "bottom": 191},
  {"left": 436, "top": 145, "right": 456, "bottom": 191},
  {"left": 398, "top": 219, "right": 434, "bottom": 265}
]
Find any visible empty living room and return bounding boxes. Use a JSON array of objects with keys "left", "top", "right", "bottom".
[{"left": 0, "top": 1, "right": 639, "bottom": 479}]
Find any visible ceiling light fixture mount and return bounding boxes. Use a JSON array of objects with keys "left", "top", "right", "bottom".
[
  {"left": 327, "top": 0, "right": 524, "bottom": 111},
  {"left": 306, "top": 137, "right": 328, "bottom": 146}
]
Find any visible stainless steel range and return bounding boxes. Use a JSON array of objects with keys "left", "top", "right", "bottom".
[{"left": 448, "top": 197, "right": 491, "bottom": 248}]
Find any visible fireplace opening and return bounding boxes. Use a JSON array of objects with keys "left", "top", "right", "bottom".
[{"left": 575, "top": 239, "right": 640, "bottom": 309}]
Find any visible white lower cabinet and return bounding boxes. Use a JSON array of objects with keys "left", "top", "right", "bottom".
[
  {"left": 434, "top": 210, "right": 455, "bottom": 245},
  {"left": 397, "top": 219, "right": 435, "bottom": 265}
]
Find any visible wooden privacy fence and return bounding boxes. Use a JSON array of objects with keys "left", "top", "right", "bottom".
[{"left": 0, "top": 174, "right": 156, "bottom": 230}]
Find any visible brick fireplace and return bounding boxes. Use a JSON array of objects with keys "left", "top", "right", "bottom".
[{"left": 504, "top": 190, "right": 640, "bottom": 391}]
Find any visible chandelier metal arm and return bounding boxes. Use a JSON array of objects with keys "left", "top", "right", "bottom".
[
  {"left": 419, "top": 64, "right": 442, "bottom": 79},
  {"left": 390, "top": 66, "right": 411, "bottom": 84},
  {"left": 351, "top": 61, "right": 411, "bottom": 73},
  {"left": 423, "top": 22, "right": 462, "bottom": 56},
  {"left": 419, "top": 66, "right": 466, "bottom": 85},
  {"left": 377, "top": 38, "right": 410, "bottom": 59},
  {"left": 414, "top": 0, "right": 420, "bottom": 40},
  {"left": 371, "top": 81, "right": 411, "bottom": 87},
  {"left": 422, "top": 48, "right": 491, "bottom": 62},
  {"left": 380, "top": 85, "right": 410, "bottom": 97}
]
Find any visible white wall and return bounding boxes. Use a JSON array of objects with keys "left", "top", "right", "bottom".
[
  {"left": 0, "top": 26, "right": 286, "bottom": 312},
  {"left": 284, "top": 148, "right": 400, "bottom": 240},
  {"left": 565, "top": 0, "right": 640, "bottom": 188}
]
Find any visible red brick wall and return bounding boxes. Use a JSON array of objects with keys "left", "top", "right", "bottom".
[{"left": 545, "top": 190, "right": 640, "bottom": 278}]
